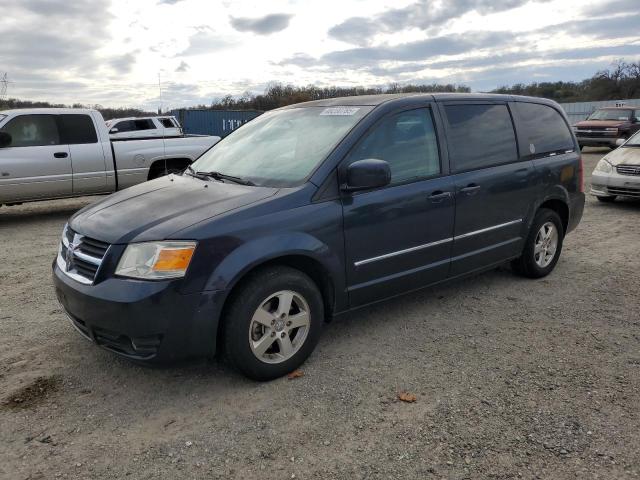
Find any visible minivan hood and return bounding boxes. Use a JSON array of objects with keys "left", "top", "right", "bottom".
[
  {"left": 603, "top": 145, "right": 640, "bottom": 167},
  {"left": 70, "top": 175, "right": 277, "bottom": 244},
  {"left": 574, "top": 120, "right": 626, "bottom": 128}
]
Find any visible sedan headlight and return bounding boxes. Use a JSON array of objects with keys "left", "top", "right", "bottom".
[
  {"left": 116, "top": 241, "right": 197, "bottom": 280},
  {"left": 594, "top": 159, "right": 613, "bottom": 174}
]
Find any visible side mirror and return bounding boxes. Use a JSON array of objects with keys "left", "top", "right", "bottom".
[
  {"left": 109, "top": 128, "right": 119, "bottom": 134},
  {"left": 631, "top": 117, "right": 638, "bottom": 124},
  {"left": 342, "top": 159, "right": 391, "bottom": 191},
  {"left": 615, "top": 138, "right": 626, "bottom": 147},
  {"left": 0, "top": 131, "right": 12, "bottom": 148}
]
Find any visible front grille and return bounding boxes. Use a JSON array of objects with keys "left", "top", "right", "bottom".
[
  {"left": 57, "top": 225, "right": 110, "bottom": 284},
  {"left": 576, "top": 129, "right": 617, "bottom": 138},
  {"left": 616, "top": 165, "right": 640, "bottom": 176}
]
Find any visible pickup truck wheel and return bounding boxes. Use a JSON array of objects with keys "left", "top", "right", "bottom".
[
  {"left": 222, "top": 266, "right": 324, "bottom": 381},
  {"left": 512, "top": 208, "right": 564, "bottom": 278}
]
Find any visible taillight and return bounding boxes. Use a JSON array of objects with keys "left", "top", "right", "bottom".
[{"left": 578, "top": 155, "right": 584, "bottom": 192}]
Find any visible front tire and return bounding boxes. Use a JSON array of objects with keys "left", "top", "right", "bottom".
[
  {"left": 222, "top": 266, "right": 324, "bottom": 381},
  {"left": 512, "top": 208, "right": 564, "bottom": 278}
]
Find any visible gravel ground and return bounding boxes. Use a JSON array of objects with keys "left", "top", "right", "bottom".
[{"left": 1, "top": 150, "right": 639, "bottom": 479}]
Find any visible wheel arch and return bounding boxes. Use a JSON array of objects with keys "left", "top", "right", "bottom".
[
  {"left": 147, "top": 158, "right": 192, "bottom": 179},
  {"left": 214, "top": 251, "right": 338, "bottom": 355},
  {"left": 538, "top": 197, "right": 569, "bottom": 234}
]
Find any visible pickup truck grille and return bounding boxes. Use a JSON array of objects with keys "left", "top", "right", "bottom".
[
  {"left": 57, "top": 225, "right": 110, "bottom": 284},
  {"left": 616, "top": 165, "right": 640, "bottom": 176},
  {"left": 575, "top": 128, "right": 617, "bottom": 138}
]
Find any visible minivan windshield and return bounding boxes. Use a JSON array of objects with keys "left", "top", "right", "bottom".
[
  {"left": 587, "top": 109, "right": 632, "bottom": 121},
  {"left": 190, "top": 106, "right": 372, "bottom": 187}
]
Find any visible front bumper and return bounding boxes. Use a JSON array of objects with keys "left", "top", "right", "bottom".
[
  {"left": 576, "top": 136, "right": 619, "bottom": 147},
  {"left": 591, "top": 169, "right": 640, "bottom": 198},
  {"left": 53, "top": 262, "right": 225, "bottom": 362}
]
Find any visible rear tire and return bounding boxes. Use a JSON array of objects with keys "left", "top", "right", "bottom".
[
  {"left": 512, "top": 208, "right": 564, "bottom": 278},
  {"left": 597, "top": 195, "right": 617, "bottom": 203},
  {"left": 222, "top": 266, "right": 324, "bottom": 381}
]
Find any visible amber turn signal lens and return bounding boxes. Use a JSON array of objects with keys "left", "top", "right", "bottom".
[{"left": 153, "top": 247, "right": 195, "bottom": 271}]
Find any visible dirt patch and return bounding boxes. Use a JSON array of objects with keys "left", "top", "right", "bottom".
[
  {"left": 2, "top": 375, "right": 61, "bottom": 410},
  {"left": 0, "top": 153, "right": 639, "bottom": 479}
]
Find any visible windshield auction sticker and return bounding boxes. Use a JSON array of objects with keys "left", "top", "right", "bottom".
[{"left": 320, "top": 107, "right": 360, "bottom": 116}]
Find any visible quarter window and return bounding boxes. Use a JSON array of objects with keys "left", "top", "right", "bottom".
[
  {"left": 1, "top": 114, "right": 60, "bottom": 147},
  {"left": 444, "top": 104, "right": 518, "bottom": 172},
  {"left": 514, "top": 103, "right": 573, "bottom": 156},
  {"left": 59, "top": 114, "right": 98, "bottom": 144},
  {"left": 346, "top": 108, "right": 440, "bottom": 183}
]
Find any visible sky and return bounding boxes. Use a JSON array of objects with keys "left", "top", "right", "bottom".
[{"left": 1, "top": 0, "right": 639, "bottom": 110}]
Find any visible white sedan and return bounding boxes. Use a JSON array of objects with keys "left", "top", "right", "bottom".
[{"left": 591, "top": 131, "right": 640, "bottom": 202}]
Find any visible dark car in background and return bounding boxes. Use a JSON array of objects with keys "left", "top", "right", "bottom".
[
  {"left": 573, "top": 107, "right": 640, "bottom": 149},
  {"left": 53, "top": 93, "right": 584, "bottom": 380}
]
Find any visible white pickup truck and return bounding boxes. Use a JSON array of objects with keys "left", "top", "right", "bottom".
[{"left": 0, "top": 108, "right": 220, "bottom": 205}]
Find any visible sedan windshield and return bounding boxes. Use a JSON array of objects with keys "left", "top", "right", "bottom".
[
  {"left": 625, "top": 130, "right": 640, "bottom": 147},
  {"left": 587, "top": 109, "right": 632, "bottom": 121},
  {"left": 190, "top": 106, "right": 372, "bottom": 187}
]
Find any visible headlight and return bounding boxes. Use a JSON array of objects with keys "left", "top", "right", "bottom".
[
  {"left": 116, "top": 241, "right": 196, "bottom": 280},
  {"left": 594, "top": 159, "right": 613, "bottom": 174}
]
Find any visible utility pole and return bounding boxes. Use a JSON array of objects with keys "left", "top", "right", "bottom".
[
  {"left": 0, "top": 73, "right": 8, "bottom": 101},
  {"left": 158, "top": 72, "right": 163, "bottom": 114}
]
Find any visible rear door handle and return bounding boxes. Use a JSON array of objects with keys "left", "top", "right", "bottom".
[
  {"left": 459, "top": 184, "right": 481, "bottom": 195},
  {"left": 54, "top": 152, "right": 68, "bottom": 158},
  {"left": 428, "top": 191, "right": 452, "bottom": 203}
]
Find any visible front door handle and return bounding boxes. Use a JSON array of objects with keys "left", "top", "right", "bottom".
[
  {"left": 460, "top": 184, "right": 481, "bottom": 195},
  {"left": 428, "top": 191, "right": 452, "bottom": 203},
  {"left": 54, "top": 152, "right": 68, "bottom": 158}
]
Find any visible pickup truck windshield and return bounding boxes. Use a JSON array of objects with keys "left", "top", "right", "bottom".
[
  {"left": 190, "top": 106, "right": 372, "bottom": 187},
  {"left": 587, "top": 109, "right": 632, "bottom": 121}
]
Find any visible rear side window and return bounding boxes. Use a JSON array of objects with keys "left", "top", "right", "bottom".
[
  {"left": 346, "top": 108, "right": 440, "bottom": 184},
  {"left": 514, "top": 103, "right": 573, "bottom": 156},
  {"left": 443, "top": 104, "right": 518, "bottom": 172},
  {"left": 1, "top": 114, "right": 60, "bottom": 147},
  {"left": 133, "top": 119, "right": 154, "bottom": 130},
  {"left": 59, "top": 114, "right": 98, "bottom": 144},
  {"left": 112, "top": 120, "right": 134, "bottom": 132}
]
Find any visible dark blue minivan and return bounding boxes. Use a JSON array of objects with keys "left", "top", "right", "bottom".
[{"left": 53, "top": 94, "right": 584, "bottom": 380}]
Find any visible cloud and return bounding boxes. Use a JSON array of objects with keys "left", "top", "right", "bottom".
[
  {"left": 109, "top": 53, "right": 137, "bottom": 74},
  {"left": 583, "top": 0, "right": 637, "bottom": 16},
  {"left": 179, "top": 30, "right": 236, "bottom": 56},
  {"left": 328, "top": 0, "right": 551, "bottom": 46},
  {"left": 175, "top": 61, "right": 190, "bottom": 72},
  {"left": 230, "top": 13, "right": 293, "bottom": 35},
  {"left": 280, "top": 30, "right": 517, "bottom": 69}
]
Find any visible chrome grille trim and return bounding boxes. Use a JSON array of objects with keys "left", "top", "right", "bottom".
[
  {"left": 57, "top": 224, "right": 110, "bottom": 285},
  {"left": 616, "top": 165, "right": 640, "bottom": 176}
]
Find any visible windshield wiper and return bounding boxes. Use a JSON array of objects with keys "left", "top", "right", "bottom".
[
  {"left": 184, "top": 165, "right": 208, "bottom": 180},
  {"left": 195, "top": 170, "right": 255, "bottom": 186}
]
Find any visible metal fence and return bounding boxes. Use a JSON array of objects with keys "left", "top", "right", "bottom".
[
  {"left": 559, "top": 99, "right": 640, "bottom": 124},
  {"left": 170, "top": 109, "right": 263, "bottom": 137}
]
